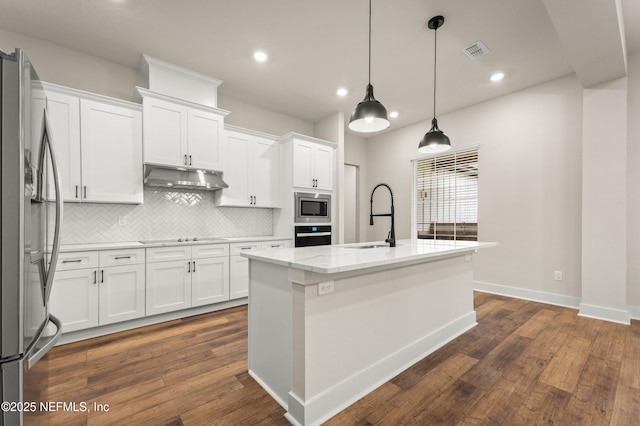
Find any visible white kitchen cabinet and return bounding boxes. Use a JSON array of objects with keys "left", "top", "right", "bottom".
[
  {"left": 43, "top": 83, "right": 143, "bottom": 203},
  {"left": 50, "top": 268, "right": 99, "bottom": 332},
  {"left": 136, "top": 88, "right": 228, "bottom": 170},
  {"left": 292, "top": 139, "right": 334, "bottom": 191},
  {"left": 99, "top": 263, "right": 145, "bottom": 325},
  {"left": 50, "top": 248, "right": 146, "bottom": 332},
  {"left": 191, "top": 244, "right": 230, "bottom": 306},
  {"left": 215, "top": 127, "right": 279, "bottom": 208},
  {"left": 229, "top": 240, "right": 291, "bottom": 300},
  {"left": 146, "top": 243, "right": 230, "bottom": 315},
  {"left": 145, "top": 259, "right": 192, "bottom": 316}
]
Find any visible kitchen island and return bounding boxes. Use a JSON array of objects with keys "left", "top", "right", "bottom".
[{"left": 242, "top": 239, "right": 497, "bottom": 426}]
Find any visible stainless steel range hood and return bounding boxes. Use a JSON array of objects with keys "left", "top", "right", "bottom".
[{"left": 143, "top": 164, "right": 229, "bottom": 190}]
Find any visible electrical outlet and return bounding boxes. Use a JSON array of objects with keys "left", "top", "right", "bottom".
[
  {"left": 318, "top": 281, "right": 335, "bottom": 296},
  {"left": 554, "top": 270, "right": 563, "bottom": 281},
  {"left": 118, "top": 215, "right": 127, "bottom": 226}
]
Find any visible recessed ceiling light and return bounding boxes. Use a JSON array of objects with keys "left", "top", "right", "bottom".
[
  {"left": 336, "top": 88, "right": 348, "bottom": 97},
  {"left": 490, "top": 72, "right": 505, "bottom": 82},
  {"left": 253, "top": 51, "right": 268, "bottom": 63},
  {"left": 389, "top": 111, "right": 399, "bottom": 118}
]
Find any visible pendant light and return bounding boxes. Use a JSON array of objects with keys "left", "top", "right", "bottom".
[
  {"left": 418, "top": 15, "right": 451, "bottom": 154},
  {"left": 349, "top": 0, "right": 390, "bottom": 133}
]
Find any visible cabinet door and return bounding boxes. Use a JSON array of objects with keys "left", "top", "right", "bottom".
[
  {"left": 313, "top": 144, "right": 334, "bottom": 191},
  {"left": 216, "top": 130, "right": 251, "bottom": 206},
  {"left": 80, "top": 100, "right": 143, "bottom": 203},
  {"left": 45, "top": 91, "right": 82, "bottom": 201},
  {"left": 99, "top": 264, "right": 145, "bottom": 325},
  {"left": 229, "top": 255, "right": 249, "bottom": 300},
  {"left": 143, "top": 97, "right": 187, "bottom": 167},
  {"left": 192, "top": 257, "right": 230, "bottom": 306},
  {"left": 187, "top": 108, "right": 223, "bottom": 170},
  {"left": 49, "top": 269, "right": 99, "bottom": 332},
  {"left": 146, "top": 260, "right": 192, "bottom": 315},
  {"left": 251, "top": 136, "right": 279, "bottom": 207},
  {"left": 292, "top": 140, "right": 314, "bottom": 189}
]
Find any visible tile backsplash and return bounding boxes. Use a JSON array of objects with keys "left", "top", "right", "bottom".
[{"left": 58, "top": 187, "right": 273, "bottom": 244}]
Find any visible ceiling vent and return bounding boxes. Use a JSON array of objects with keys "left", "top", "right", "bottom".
[{"left": 462, "top": 41, "right": 490, "bottom": 60}]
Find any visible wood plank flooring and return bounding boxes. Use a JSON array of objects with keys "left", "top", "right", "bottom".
[{"left": 32, "top": 292, "right": 640, "bottom": 425}]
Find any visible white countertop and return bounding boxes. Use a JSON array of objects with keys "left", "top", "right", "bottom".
[
  {"left": 241, "top": 239, "right": 498, "bottom": 274},
  {"left": 59, "top": 236, "right": 291, "bottom": 252}
]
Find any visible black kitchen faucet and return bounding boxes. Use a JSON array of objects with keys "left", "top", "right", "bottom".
[{"left": 369, "top": 183, "right": 396, "bottom": 247}]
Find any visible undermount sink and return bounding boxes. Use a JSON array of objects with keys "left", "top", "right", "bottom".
[{"left": 345, "top": 243, "right": 395, "bottom": 249}]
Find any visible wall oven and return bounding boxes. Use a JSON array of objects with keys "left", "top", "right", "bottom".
[
  {"left": 295, "top": 225, "right": 332, "bottom": 247},
  {"left": 295, "top": 192, "right": 331, "bottom": 224}
]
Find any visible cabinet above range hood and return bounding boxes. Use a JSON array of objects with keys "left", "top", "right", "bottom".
[{"left": 143, "top": 164, "right": 229, "bottom": 191}]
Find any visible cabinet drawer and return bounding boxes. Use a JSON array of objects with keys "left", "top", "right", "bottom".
[
  {"left": 99, "top": 248, "right": 145, "bottom": 267},
  {"left": 146, "top": 245, "right": 191, "bottom": 263},
  {"left": 56, "top": 251, "right": 99, "bottom": 271},
  {"left": 192, "top": 243, "right": 229, "bottom": 259},
  {"left": 261, "top": 240, "right": 292, "bottom": 249},
  {"left": 230, "top": 242, "right": 261, "bottom": 255}
]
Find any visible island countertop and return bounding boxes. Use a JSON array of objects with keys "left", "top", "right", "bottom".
[{"left": 241, "top": 238, "right": 497, "bottom": 274}]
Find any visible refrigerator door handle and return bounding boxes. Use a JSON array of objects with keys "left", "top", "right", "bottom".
[
  {"left": 27, "top": 314, "right": 62, "bottom": 368},
  {"left": 38, "top": 111, "right": 64, "bottom": 304}
]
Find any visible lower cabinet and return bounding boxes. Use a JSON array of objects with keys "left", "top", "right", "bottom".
[
  {"left": 50, "top": 249, "right": 145, "bottom": 332},
  {"left": 51, "top": 239, "right": 291, "bottom": 335},
  {"left": 146, "top": 244, "right": 229, "bottom": 315}
]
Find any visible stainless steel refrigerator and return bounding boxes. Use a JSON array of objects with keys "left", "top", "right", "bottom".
[{"left": 1, "top": 48, "right": 63, "bottom": 425}]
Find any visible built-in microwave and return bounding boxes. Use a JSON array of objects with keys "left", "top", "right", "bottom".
[{"left": 294, "top": 192, "right": 331, "bottom": 223}]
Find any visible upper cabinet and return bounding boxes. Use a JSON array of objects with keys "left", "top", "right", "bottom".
[
  {"left": 292, "top": 139, "right": 334, "bottom": 191},
  {"left": 135, "top": 88, "right": 229, "bottom": 171},
  {"left": 215, "top": 126, "right": 279, "bottom": 208},
  {"left": 42, "top": 82, "right": 143, "bottom": 204}
]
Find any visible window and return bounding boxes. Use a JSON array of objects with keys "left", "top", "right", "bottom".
[{"left": 412, "top": 146, "right": 478, "bottom": 241}]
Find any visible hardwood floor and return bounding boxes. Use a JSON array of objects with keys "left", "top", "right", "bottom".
[{"left": 33, "top": 292, "right": 640, "bottom": 425}]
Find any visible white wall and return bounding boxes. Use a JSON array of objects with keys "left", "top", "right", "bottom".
[
  {"left": 581, "top": 77, "right": 628, "bottom": 322},
  {"left": 0, "top": 28, "right": 313, "bottom": 137},
  {"left": 366, "top": 75, "right": 584, "bottom": 300},
  {"left": 627, "top": 53, "right": 640, "bottom": 309},
  {"left": 344, "top": 133, "right": 367, "bottom": 242},
  {"left": 0, "top": 29, "right": 143, "bottom": 101}
]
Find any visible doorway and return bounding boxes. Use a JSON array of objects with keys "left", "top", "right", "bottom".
[{"left": 344, "top": 164, "right": 359, "bottom": 244}]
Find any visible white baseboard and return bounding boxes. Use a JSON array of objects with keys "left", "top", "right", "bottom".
[
  {"left": 474, "top": 281, "right": 581, "bottom": 309},
  {"left": 629, "top": 305, "right": 640, "bottom": 321},
  {"left": 578, "top": 303, "right": 630, "bottom": 325},
  {"left": 285, "top": 311, "right": 477, "bottom": 426},
  {"left": 474, "top": 281, "right": 640, "bottom": 323}
]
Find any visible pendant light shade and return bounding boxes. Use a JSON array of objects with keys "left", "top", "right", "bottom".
[
  {"left": 349, "top": 0, "right": 390, "bottom": 133},
  {"left": 418, "top": 15, "right": 451, "bottom": 154},
  {"left": 349, "top": 84, "right": 389, "bottom": 132}
]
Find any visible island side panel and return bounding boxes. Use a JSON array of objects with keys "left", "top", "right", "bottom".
[
  {"left": 288, "top": 255, "right": 476, "bottom": 425},
  {"left": 247, "top": 260, "right": 292, "bottom": 409}
]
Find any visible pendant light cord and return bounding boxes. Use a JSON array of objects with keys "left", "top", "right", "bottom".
[
  {"left": 433, "top": 26, "right": 437, "bottom": 119},
  {"left": 368, "top": 0, "right": 372, "bottom": 85}
]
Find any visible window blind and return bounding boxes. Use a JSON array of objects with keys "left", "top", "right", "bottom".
[{"left": 414, "top": 147, "right": 478, "bottom": 241}]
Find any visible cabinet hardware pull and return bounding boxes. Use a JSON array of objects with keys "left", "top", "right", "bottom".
[
  {"left": 93, "top": 271, "right": 97, "bottom": 284},
  {"left": 192, "top": 261, "right": 196, "bottom": 272},
  {"left": 189, "top": 155, "right": 192, "bottom": 166},
  {"left": 62, "top": 259, "right": 82, "bottom": 263},
  {"left": 240, "top": 247, "right": 251, "bottom": 250},
  {"left": 84, "top": 186, "right": 87, "bottom": 199},
  {"left": 184, "top": 155, "right": 187, "bottom": 165},
  {"left": 114, "top": 256, "right": 131, "bottom": 260},
  {"left": 101, "top": 270, "right": 104, "bottom": 283},
  {"left": 75, "top": 185, "right": 79, "bottom": 198},
  {"left": 188, "top": 261, "right": 191, "bottom": 273}
]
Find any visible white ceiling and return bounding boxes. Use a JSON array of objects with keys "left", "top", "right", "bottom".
[{"left": 1, "top": 0, "right": 638, "bottom": 136}]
